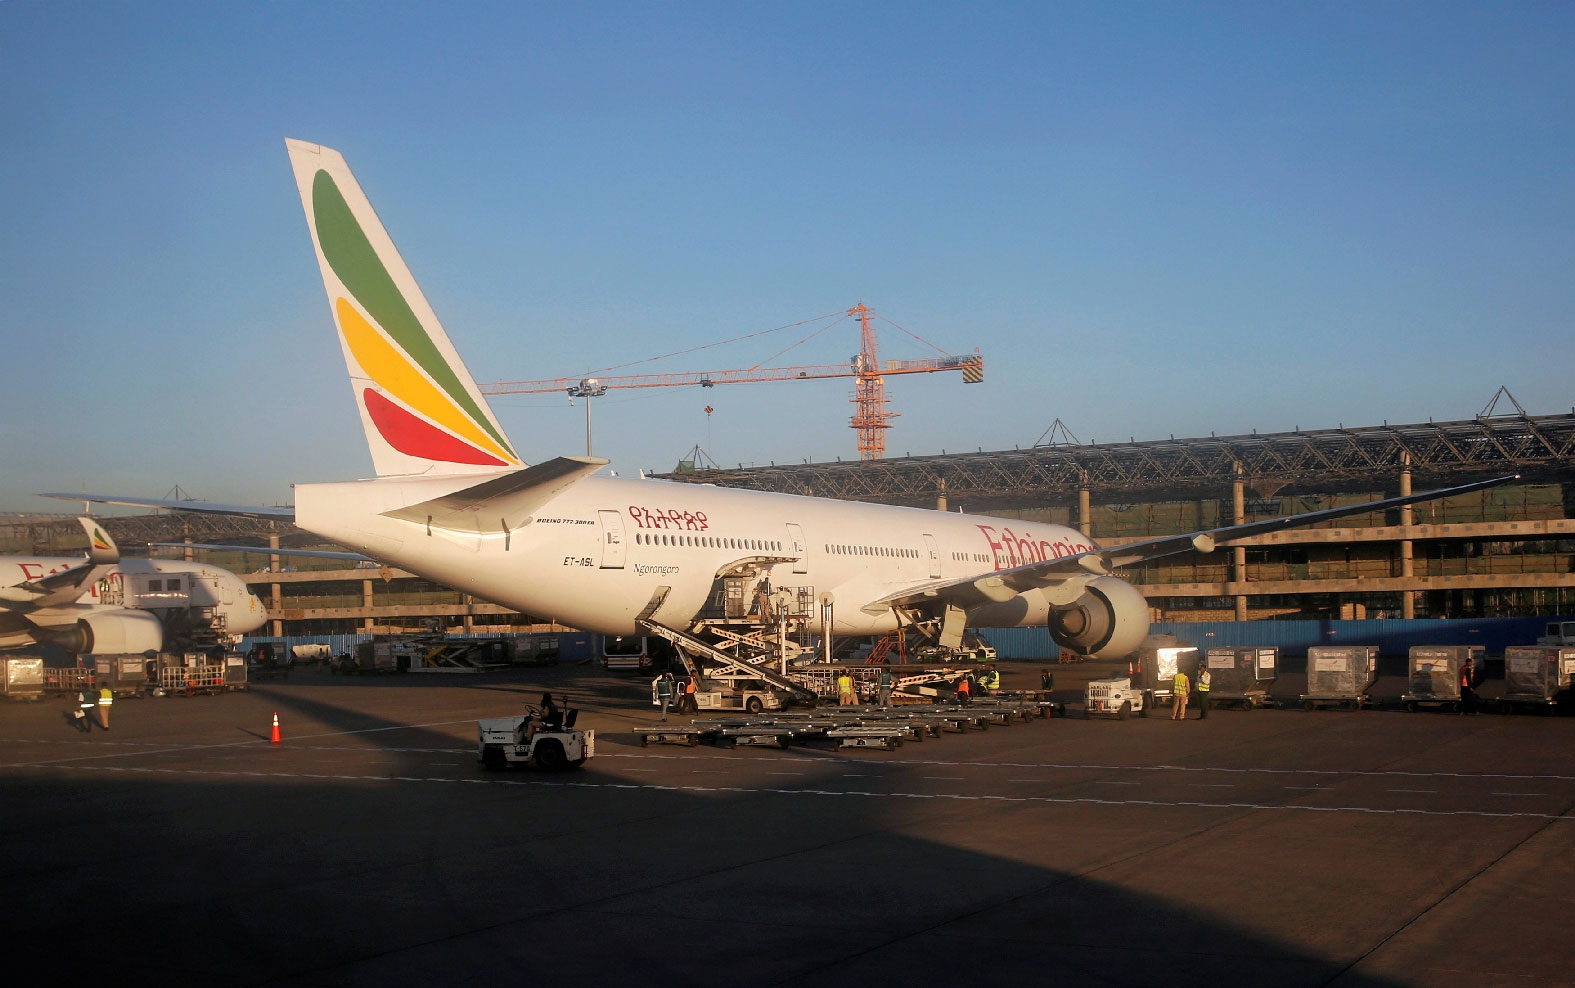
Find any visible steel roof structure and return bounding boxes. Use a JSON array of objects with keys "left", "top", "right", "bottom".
[{"left": 656, "top": 412, "right": 1575, "bottom": 507}]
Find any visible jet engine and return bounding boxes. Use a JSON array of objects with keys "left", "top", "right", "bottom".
[
  {"left": 48, "top": 610, "right": 165, "bottom": 656},
  {"left": 1047, "top": 575, "right": 1150, "bottom": 659}
]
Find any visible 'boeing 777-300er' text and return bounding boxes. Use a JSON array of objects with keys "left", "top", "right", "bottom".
[{"left": 49, "top": 140, "right": 1513, "bottom": 663}]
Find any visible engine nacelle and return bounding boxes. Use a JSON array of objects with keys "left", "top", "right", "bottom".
[
  {"left": 51, "top": 610, "right": 165, "bottom": 656},
  {"left": 1047, "top": 576, "right": 1150, "bottom": 659}
]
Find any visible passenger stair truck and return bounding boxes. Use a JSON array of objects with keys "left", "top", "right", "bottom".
[
  {"left": 1301, "top": 646, "right": 1379, "bottom": 710},
  {"left": 1401, "top": 644, "right": 1483, "bottom": 712},
  {"left": 1085, "top": 641, "right": 1198, "bottom": 719},
  {"left": 1202, "top": 647, "right": 1279, "bottom": 710},
  {"left": 1500, "top": 645, "right": 1575, "bottom": 713}
]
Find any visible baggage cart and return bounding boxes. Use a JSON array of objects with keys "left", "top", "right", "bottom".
[
  {"left": 2, "top": 655, "right": 46, "bottom": 701},
  {"left": 1402, "top": 645, "right": 1483, "bottom": 711},
  {"left": 1203, "top": 647, "right": 1279, "bottom": 709},
  {"left": 223, "top": 652, "right": 249, "bottom": 691},
  {"left": 1498, "top": 645, "right": 1575, "bottom": 714},
  {"left": 1301, "top": 645, "right": 1379, "bottom": 710},
  {"left": 43, "top": 665, "right": 93, "bottom": 693}
]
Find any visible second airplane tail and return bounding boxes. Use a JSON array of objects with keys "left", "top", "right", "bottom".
[{"left": 285, "top": 139, "right": 523, "bottom": 478}]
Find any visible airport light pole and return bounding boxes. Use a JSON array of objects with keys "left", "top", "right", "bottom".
[{"left": 567, "top": 378, "right": 608, "bottom": 457}]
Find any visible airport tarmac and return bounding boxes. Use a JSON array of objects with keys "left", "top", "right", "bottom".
[{"left": 3, "top": 661, "right": 1573, "bottom": 987}]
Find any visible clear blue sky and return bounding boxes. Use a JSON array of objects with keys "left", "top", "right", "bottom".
[{"left": 2, "top": 2, "right": 1570, "bottom": 512}]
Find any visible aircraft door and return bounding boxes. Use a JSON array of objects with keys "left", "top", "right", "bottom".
[
  {"left": 597, "top": 510, "right": 627, "bottom": 569},
  {"left": 923, "top": 534, "right": 941, "bottom": 579},
  {"left": 785, "top": 523, "right": 808, "bottom": 574}
]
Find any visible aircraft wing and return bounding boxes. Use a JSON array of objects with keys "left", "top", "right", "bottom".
[
  {"left": 150, "top": 542, "right": 373, "bottom": 562},
  {"left": 863, "top": 473, "right": 1519, "bottom": 614},
  {"left": 38, "top": 493, "right": 295, "bottom": 520}
]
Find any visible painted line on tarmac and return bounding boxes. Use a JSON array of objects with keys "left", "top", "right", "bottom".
[
  {"left": 13, "top": 763, "right": 1575, "bottom": 822},
  {"left": 598, "top": 752, "right": 1575, "bottom": 783}
]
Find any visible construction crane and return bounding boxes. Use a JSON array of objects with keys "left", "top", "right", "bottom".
[{"left": 480, "top": 304, "right": 983, "bottom": 460}]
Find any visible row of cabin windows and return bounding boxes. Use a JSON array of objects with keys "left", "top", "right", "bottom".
[
  {"left": 146, "top": 578, "right": 183, "bottom": 592},
  {"left": 637, "top": 533, "right": 782, "bottom": 553},
  {"left": 951, "top": 552, "right": 990, "bottom": 564},
  {"left": 824, "top": 543, "right": 918, "bottom": 559}
]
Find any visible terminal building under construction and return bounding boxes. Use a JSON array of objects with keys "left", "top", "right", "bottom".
[{"left": 8, "top": 409, "right": 1573, "bottom": 639}]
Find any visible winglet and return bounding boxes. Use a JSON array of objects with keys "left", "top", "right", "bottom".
[{"left": 78, "top": 518, "right": 118, "bottom": 564}]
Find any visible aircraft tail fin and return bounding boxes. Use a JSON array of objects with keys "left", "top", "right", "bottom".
[
  {"left": 78, "top": 517, "right": 118, "bottom": 564},
  {"left": 284, "top": 139, "right": 523, "bottom": 478}
]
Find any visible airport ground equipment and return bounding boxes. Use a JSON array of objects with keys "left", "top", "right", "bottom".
[
  {"left": 1402, "top": 645, "right": 1484, "bottom": 711},
  {"left": 1127, "top": 640, "right": 1199, "bottom": 714},
  {"left": 1499, "top": 645, "right": 1575, "bottom": 713},
  {"left": 2, "top": 655, "right": 45, "bottom": 701},
  {"left": 1203, "top": 647, "right": 1279, "bottom": 709},
  {"left": 1084, "top": 674, "right": 1147, "bottom": 719},
  {"left": 477, "top": 715, "right": 594, "bottom": 770},
  {"left": 92, "top": 653, "right": 155, "bottom": 697},
  {"left": 1301, "top": 646, "right": 1380, "bottom": 710},
  {"left": 159, "top": 653, "right": 227, "bottom": 696},
  {"left": 1537, "top": 621, "right": 1575, "bottom": 647}
]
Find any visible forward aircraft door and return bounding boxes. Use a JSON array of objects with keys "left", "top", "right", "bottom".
[
  {"left": 923, "top": 534, "right": 941, "bottom": 578},
  {"left": 785, "top": 523, "right": 808, "bottom": 574},
  {"left": 597, "top": 510, "right": 627, "bottom": 569}
]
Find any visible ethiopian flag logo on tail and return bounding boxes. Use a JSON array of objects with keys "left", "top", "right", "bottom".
[
  {"left": 90, "top": 527, "right": 112, "bottom": 553},
  {"left": 288, "top": 139, "right": 522, "bottom": 476}
]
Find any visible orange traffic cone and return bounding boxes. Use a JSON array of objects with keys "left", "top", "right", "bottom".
[{"left": 270, "top": 712, "right": 282, "bottom": 744}]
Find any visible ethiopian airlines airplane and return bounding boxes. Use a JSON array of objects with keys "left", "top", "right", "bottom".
[
  {"left": 0, "top": 518, "right": 266, "bottom": 653},
  {"left": 51, "top": 141, "right": 1512, "bottom": 659}
]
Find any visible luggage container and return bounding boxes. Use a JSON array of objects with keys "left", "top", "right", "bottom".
[
  {"left": 93, "top": 653, "right": 152, "bottom": 697},
  {"left": 1402, "top": 645, "right": 1484, "bottom": 711},
  {"left": 1301, "top": 645, "right": 1380, "bottom": 710},
  {"left": 1203, "top": 647, "right": 1279, "bottom": 709},
  {"left": 1498, "top": 645, "right": 1575, "bottom": 714},
  {"left": 2, "top": 655, "right": 46, "bottom": 701},
  {"left": 1128, "top": 641, "right": 1198, "bottom": 716},
  {"left": 159, "top": 653, "right": 226, "bottom": 696},
  {"left": 222, "top": 652, "right": 249, "bottom": 691}
]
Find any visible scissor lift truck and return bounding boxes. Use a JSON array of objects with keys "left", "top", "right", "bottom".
[{"left": 477, "top": 715, "right": 594, "bottom": 771}]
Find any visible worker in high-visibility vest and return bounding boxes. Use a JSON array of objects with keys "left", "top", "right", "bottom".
[
  {"left": 1195, "top": 666, "right": 1211, "bottom": 719},
  {"left": 983, "top": 666, "right": 1001, "bottom": 693},
  {"left": 74, "top": 687, "right": 96, "bottom": 733},
  {"left": 1171, "top": 669, "right": 1190, "bottom": 720},
  {"left": 96, "top": 685, "right": 114, "bottom": 730},
  {"left": 837, "top": 671, "right": 856, "bottom": 706}
]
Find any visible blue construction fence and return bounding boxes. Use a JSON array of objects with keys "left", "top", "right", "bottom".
[
  {"left": 978, "top": 616, "right": 1568, "bottom": 661},
  {"left": 237, "top": 631, "right": 597, "bottom": 662}
]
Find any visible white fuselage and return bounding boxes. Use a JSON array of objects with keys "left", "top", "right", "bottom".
[
  {"left": 0, "top": 556, "right": 268, "bottom": 646},
  {"left": 296, "top": 472, "right": 1098, "bottom": 635}
]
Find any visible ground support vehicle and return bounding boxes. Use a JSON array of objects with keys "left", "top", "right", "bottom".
[
  {"left": 1301, "top": 645, "right": 1380, "bottom": 710},
  {"left": 826, "top": 725, "right": 921, "bottom": 750},
  {"left": 2, "top": 656, "right": 45, "bottom": 701},
  {"left": 477, "top": 716, "right": 593, "bottom": 770},
  {"left": 1203, "top": 647, "right": 1279, "bottom": 709},
  {"left": 1123, "top": 641, "right": 1199, "bottom": 714},
  {"left": 1537, "top": 621, "right": 1575, "bottom": 647},
  {"left": 1401, "top": 645, "right": 1484, "bottom": 712},
  {"left": 1499, "top": 645, "right": 1575, "bottom": 713},
  {"left": 636, "top": 724, "right": 721, "bottom": 747},
  {"left": 1085, "top": 676, "right": 1147, "bottom": 719}
]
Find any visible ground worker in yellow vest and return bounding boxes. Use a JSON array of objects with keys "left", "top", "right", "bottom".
[
  {"left": 1196, "top": 666, "right": 1211, "bottom": 719},
  {"left": 1171, "top": 669, "right": 1190, "bottom": 720},
  {"left": 837, "top": 671, "right": 856, "bottom": 706},
  {"left": 97, "top": 685, "right": 114, "bottom": 730},
  {"left": 983, "top": 665, "right": 1001, "bottom": 693}
]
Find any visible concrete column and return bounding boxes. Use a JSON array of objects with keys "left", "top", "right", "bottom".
[
  {"left": 1400, "top": 453, "right": 1415, "bottom": 619},
  {"left": 1078, "top": 486, "right": 1092, "bottom": 537},
  {"left": 268, "top": 533, "right": 283, "bottom": 637},
  {"left": 935, "top": 477, "right": 947, "bottom": 512},
  {"left": 462, "top": 594, "right": 474, "bottom": 635},
  {"left": 362, "top": 579, "right": 375, "bottom": 633},
  {"left": 1233, "top": 471, "right": 1247, "bottom": 621}
]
